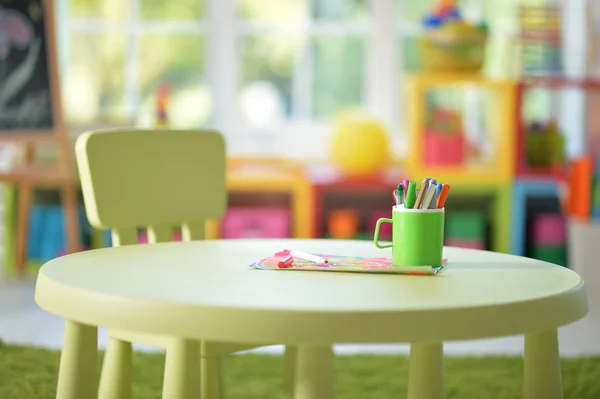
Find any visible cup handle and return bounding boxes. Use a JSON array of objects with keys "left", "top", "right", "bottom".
[{"left": 374, "top": 218, "right": 393, "bottom": 249}]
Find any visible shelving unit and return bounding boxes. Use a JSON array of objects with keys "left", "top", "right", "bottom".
[
  {"left": 514, "top": 77, "right": 600, "bottom": 179},
  {"left": 406, "top": 73, "right": 516, "bottom": 184}
]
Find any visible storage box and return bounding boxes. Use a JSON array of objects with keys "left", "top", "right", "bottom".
[
  {"left": 222, "top": 208, "right": 290, "bottom": 238},
  {"left": 446, "top": 211, "right": 485, "bottom": 240},
  {"left": 532, "top": 245, "right": 566, "bottom": 266},
  {"left": 533, "top": 213, "right": 565, "bottom": 246},
  {"left": 424, "top": 133, "right": 465, "bottom": 166}
]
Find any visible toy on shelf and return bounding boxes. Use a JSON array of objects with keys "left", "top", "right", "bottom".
[
  {"left": 518, "top": 5, "right": 562, "bottom": 76},
  {"left": 419, "top": 0, "right": 488, "bottom": 72},
  {"left": 424, "top": 106, "right": 465, "bottom": 166},
  {"left": 330, "top": 113, "right": 390, "bottom": 176},
  {"left": 525, "top": 119, "right": 565, "bottom": 169},
  {"left": 327, "top": 209, "right": 360, "bottom": 239}
]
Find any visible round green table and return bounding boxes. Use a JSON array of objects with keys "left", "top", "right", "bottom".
[{"left": 35, "top": 239, "right": 588, "bottom": 399}]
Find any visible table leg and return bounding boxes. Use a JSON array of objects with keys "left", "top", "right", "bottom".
[
  {"left": 408, "top": 342, "right": 444, "bottom": 399},
  {"left": 294, "top": 345, "right": 334, "bottom": 399},
  {"left": 98, "top": 337, "right": 132, "bottom": 399},
  {"left": 201, "top": 355, "right": 223, "bottom": 399},
  {"left": 163, "top": 339, "right": 201, "bottom": 399},
  {"left": 56, "top": 320, "right": 98, "bottom": 399},
  {"left": 283, "top": 345, "right": 297, "bottom": 399},
  {"left": 524, "top": 329, "right": 563, "bottom": 399}
]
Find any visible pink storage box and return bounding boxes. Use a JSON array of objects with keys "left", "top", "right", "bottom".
[
  {"left": 445, "top": 238, "right": 485, "bottom": 250},
  {"left": 222, "top": 208, "right": 290, "bottom": 238},
  {"left": 424, "top": 133, "right": 465, "bottom": 166},
  {"left": 533, "top": 214, "right": 565, "bottom": 245}
]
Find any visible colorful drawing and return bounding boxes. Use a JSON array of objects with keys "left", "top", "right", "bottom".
[{"left": 250, "top": 254, "right": 448, "bottom": 275}]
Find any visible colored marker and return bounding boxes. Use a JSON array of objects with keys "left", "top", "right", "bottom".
[
  {"left": 430, "top": 183, "right": 442, "bottom": 209},
  {"left": 278, "top": 255, "right": 294, "bottom": 268},
  {"left": 436, "top": 184, "right": 451, "bottom": 208},
  {"left": 405, "top": 181, "right": 417, "bottom": 209},
  {"left": 393, "top": 190, "right": 399, "bottom": 205},
  {"left": 402, "top": 179, "right": 409, "bottom": 199},
  {"left": 421, "top": 184, "right": 437, "bottom": 209},
  {"left": 398, "top": 184, "right": 404, "bottom": 205},
  {"left": 413, "top": 178, "right": 429, "bottom": 209},
  {"left": 290, "top": 250, "right": 328, "bottom": 264}
]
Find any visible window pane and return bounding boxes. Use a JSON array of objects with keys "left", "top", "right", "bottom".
[
  {"left": 140, "top": 0, "right": 205, "bottom": 20},
  {"left": 138, "top": 35, "right": 210, "bottom": 127},
  {"left": 70, "top": 0, "right": 125, "bottom": 20},
  {"left": 311, "top": 0, "right": 368, "bottom": 21},
  {"left": 239, "top": 34, "right": 299, "bottom": 126},
  {"left": 63, "top": 33, "right": 125, "bottom": 123},
  {"left": 237, "top": 0, "right": 307, "bottom": 23},
  {"left": 312, "top": 35, "right": 364, "bottom": 118}
]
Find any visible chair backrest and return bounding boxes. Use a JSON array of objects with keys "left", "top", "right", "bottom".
[{"left": 75, "top": 129, "right": 226, "bottom": 246}]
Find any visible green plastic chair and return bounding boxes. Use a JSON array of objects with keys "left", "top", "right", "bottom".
[{"left": 75, "top": 129, "right": 296, "bottom": 399}]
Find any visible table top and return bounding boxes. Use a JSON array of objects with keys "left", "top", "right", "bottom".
[{"left": 35, "top": 239, "right": 588, "bottom": 344}]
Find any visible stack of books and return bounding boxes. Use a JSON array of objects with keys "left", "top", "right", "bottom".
[{"left": 519, "top": 5, "right": 563, "bottom": 76}]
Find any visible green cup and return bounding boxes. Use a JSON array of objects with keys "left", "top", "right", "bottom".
[{"left": 373, "top": 205, "right": 445, "bottom": 267}]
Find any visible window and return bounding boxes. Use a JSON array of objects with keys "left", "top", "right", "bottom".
[{"left": 59, "top": 0, "right": 547, "bottom": 158}]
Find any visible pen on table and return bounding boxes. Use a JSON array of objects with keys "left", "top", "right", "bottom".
[
  {"left": 413, "top": 178, "right": 429, "bottom": 209},
  {"left": 421, "top": 183, "right": 437, "bottom": 209},
  {"left": 289, "top": 250, "right": 328, "bottom": 264},
  {"left": 402, "top": 179, "right": 409, "bottom": 199},
  {"left": 278, "top": 255, "right": 294, "bottom": 268},
  {"left": 405, "top": 181, "right": 417, "bottom": 209},
  {"left": 430, "top": 183, "right": 442, "bottom": 209},
  {"left": 436, "top": 184, "right": 451, "bottom": 208}
]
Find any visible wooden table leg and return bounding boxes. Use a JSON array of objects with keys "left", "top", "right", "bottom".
[
  {"left": 294, "top": 344, "right": 334, "bottom": 399},
  {"left": 408, "top": 342, "right": 444, "bottom": 399},
  {"left": 56, "top": 320, "right": 98, "bottom": 399},
  {"left": 15, "top": 183, "right": 32, "bottom": 277},
  {"left": 524, "top": 329, "right": 563, "bottom": 399},
  {"left": 60, "top": 182, "right": 80, "bottom": 254},
  {"left": 163, "top": 338, "right": 201, "bottom": 399}
]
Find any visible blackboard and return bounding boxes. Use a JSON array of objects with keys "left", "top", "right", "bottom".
[{"left": 0, "top": 0, "right": 54, "bottom": 131}]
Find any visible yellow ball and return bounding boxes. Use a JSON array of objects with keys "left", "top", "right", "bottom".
[{"left": 331, "top": 114, "right": 391, "bottom": 175}]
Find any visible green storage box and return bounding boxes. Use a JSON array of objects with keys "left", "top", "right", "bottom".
[
  {"left": 446, "top": 212, "right": 485, "bottom": 240},
  {"left": 532, "top": 245, "right": 566, "bottom": 266}
]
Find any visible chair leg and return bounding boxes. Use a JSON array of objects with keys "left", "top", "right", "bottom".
[
  {"left": 408, "top": 342, "right": 444, "bottom": 399},
  {"left": 523, "top": 329, "right": 562, "bottom": 399},
  {"left": 283, "top": 345, "right": 297, "bottom": 399},
  {"left": 163, "top": 338, "right": 201, "bottom": 399},
  {"left": 201, "top": 355, "right": 223, "bottom": 399},
  {"left": 56, "top": 320, "right": 98, "bottom": 399},
  {"left": 98, "top": 337, "right": 132, "bottom": 399}
]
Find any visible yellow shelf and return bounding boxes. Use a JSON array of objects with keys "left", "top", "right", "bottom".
[
  {"left": 207, "top": 159, "right": 313, "bottom": 239},
  {"left": 405, "top": 73, "right": 516, "bottom": 184}
]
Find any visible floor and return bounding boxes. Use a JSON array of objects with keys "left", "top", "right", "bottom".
[{"left": 1, "top": 277, "right": 599, "bottom": 357}]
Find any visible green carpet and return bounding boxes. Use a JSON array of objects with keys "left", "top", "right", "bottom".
[{"left": 1, "top": 341, "right": 599, "bottom": 398}]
